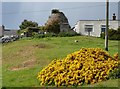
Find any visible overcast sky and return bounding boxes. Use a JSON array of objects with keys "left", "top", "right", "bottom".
[{"left": 1, "top": 2, "right": 119, "bottom": 29}]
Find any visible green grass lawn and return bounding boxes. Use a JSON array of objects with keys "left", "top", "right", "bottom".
[{"left": 2, "top": 36, "right": 119, "bottom": 87}]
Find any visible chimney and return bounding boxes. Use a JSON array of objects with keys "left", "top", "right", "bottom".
[{"left": 112, "top": 13, "right": 116, "bottom": 20}]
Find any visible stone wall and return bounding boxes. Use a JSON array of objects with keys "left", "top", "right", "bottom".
[
  {"left": 0, "top": 26, "right": 4, "bottom": 37},
  {"left": 46, "top": 9, "right": 71, "bottom": 32}
]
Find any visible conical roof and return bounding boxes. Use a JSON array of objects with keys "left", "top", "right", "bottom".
[{"left": 46, "top": 9, "right": 70, "bottom": 25}]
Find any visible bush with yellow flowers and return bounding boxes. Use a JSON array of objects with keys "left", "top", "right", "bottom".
[
  {"left": 37, "top": 48, "right": 119, "bottom": 86},
  {"left": 108, "top": 52, "right": 120, "bottom": 79},
  {"left": 114, "top": 53, "right": 119, "bottom": 60}
]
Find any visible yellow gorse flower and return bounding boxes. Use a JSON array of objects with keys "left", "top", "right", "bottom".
[{"left": 37, "top": 48, "right": 118, "bottom": 86}]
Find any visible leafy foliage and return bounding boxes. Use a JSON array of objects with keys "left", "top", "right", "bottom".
[
  {"left": 32, "top": 31, "right": 80, "bottom": 38},
  {"left": 108, "top": 53, "right": 120, "bottom": 79},
  {"left": 108, "top": 68, "right": 120, "bottom": 79},
  {"left": 19, "top": 19, "right": 38, "bottom": 30},
  {"left": 32, "top": 33, "right": 57, "bottom": 38},
  {"left": 100, "top": 27, "right": 120, "bottom": 40},
  {"left": 18, "top": 19, "right": 40, "bottom": 37},
  {"left": 58, "top": 31, "right": 79, "bottom": 37},
  {"left": 25, "top": 27, "right": 40, "bottom": 37}
]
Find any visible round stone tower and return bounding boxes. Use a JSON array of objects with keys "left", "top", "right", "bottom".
[{"left": 45, "top": 9, "right": 71, "bottom": 32}]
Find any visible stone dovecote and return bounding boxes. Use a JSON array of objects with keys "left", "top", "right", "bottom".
[{"left": 45, "top": 9, "right": 71, "bottom": 32}]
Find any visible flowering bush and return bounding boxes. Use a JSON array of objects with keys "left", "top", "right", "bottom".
[
  {"left": 114, "top": 53, "right": 119, "bottom": 60},
  {"left": 108, "top": 53, "right": 120, "bottom": 79},
  {"left": 37, "top": 48, "right": 119, "bottom": 86}
]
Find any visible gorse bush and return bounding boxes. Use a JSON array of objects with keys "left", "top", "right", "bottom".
[
  {"left": 114, "top": 53, "right": 119, "bottom": 60},
  {"left": 37, "top": 48, "right": 119, "bottom": 86}
]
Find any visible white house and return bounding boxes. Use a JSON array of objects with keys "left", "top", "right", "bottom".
[{"left": 73, "top": 14, "right": 120, "bottom": 37}]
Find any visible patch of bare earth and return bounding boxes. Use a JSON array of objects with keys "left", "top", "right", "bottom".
[
  {"left": 9, "top": 45, "right": 37, "bottom": 71},
  {"left": 33, "top": 43, "right": 52, "bottom": 49},
  {"left": 34, "top": 44, "right": 46, "bottom": 48},
  {"left": 9, "top": 43, "right": 51, "bottom": 71},
  {"left": 9, "top": 59, "right": 36, "bottom": 71}
]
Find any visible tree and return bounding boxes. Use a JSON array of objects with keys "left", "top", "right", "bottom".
[{"left": 19, "top": 19, "right": 38, "bottom": 30}]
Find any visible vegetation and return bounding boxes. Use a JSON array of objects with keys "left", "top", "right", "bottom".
[
  {"left": 19, "top": 19, "right": 38, "bottom": 30},
  {"left": 2, "top": 36, "right": 119, "bottom": 87},
  {"left": 18, "top": 18, "right": 71, "bottom": 37},
  {"left": 101, "top": 27, "right": 120, "bottom": 40},
  {"left": 18, "top": 19, "right": 39, "bottom": 37},
  {"left": 18, "top": 9, "right": 71, "bottom": 37},
  {"left": 109, "top": 68, "right": 120, "bottom": 79},
  {"left": 37, "top": 48, "right": 118, "bottom": 86},
  {"left": 58, "top": 31, "right": 79, "bottom": 37},
  {"left": 17, "top": 27, "right": 40, "bottom": 37},
  {"left": 32, "top": 32, "right": 80, "bottom": 38}
]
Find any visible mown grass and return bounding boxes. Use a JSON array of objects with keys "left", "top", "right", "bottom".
[{"left": 2, "top": 36, "right": 119, "bottom": 87}]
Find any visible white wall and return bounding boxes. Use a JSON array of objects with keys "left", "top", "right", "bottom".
[{"left": 75, "top": 20, "right": 119, "bottom": 37}]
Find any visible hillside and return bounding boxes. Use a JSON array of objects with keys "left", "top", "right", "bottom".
[{"left": 2, "top": 36, "right": 119, "bottom": 87}]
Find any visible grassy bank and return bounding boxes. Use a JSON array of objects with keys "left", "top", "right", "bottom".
[{"left": 2, "top": 36, "right": 119, "bottom": 87}]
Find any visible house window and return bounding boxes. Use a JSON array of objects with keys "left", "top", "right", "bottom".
[
  {"left": 84, "top": 25, "right": 93, "bottom": 36},
  {"left": 101, "top": 25, "right": 106, "bottom": 32},
  {"left": 85, "top": 25, "right": 93, "bottom": 32}
]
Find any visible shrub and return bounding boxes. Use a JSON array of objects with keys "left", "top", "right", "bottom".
[
  {"left": 44, "top": 33, "right": 57, "bottom": 37},
  {"left": 58, "top": 32, "right": 68, "bottom": 37},
  {"left": 32, "top": 33, "right": 57, "bottom": 38},
  {"left": 32, "top": 34, "right": 45, "bottom": 38},
  {"left": 32, "top": 31, "right": 80, "bottom": 38},
  {"left": 108, "top": 29, "right": 117, "bottom": 37},
  {"left": 108, "top": 29, "right": 117, "bottom": 40},
  {"left": 100, "top": 28, "right": 120, "bottom": 40},
  {"left": 100, "top": 32, "right": 105, "bottom": 39},
  {"left": 32, "top": 32, "right": 38, "bottom": 36},
  {"left": 108, "top": 68, "right": 120, "bottom": 79},
  {"left": 37, "top": 48, "right": 118, "bottom": 86},
  {"left": 114, "top": 53, "right": 119, "bottom": 60},
  {"left": 58, "top": 31, "right": 79, "bottom": 37}
]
